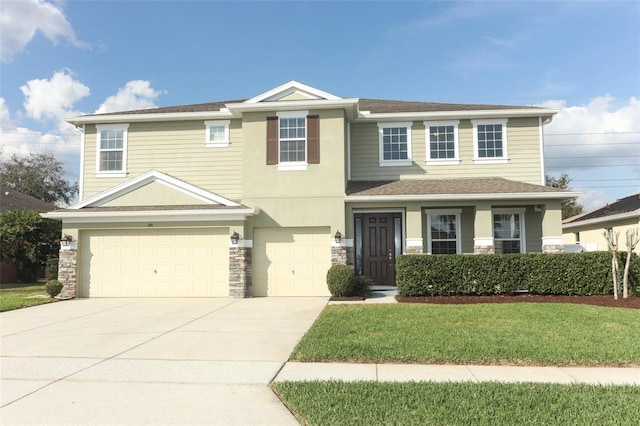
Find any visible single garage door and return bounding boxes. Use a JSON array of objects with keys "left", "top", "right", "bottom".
[
  {"left": 253, "top": 227, "right": 331, "bottom": 296},
  {"left": 80, "top": 228, "right": 229, "bottom": 297}
]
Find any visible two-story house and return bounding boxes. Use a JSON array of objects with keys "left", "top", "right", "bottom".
[{"left": 44, "top": 81, "right": 576, "bottom": 299}]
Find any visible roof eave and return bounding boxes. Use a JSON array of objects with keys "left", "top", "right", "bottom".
[
  {"left": 562, "top": 210, "right": 640, "bottom": 230},
  {"left": 66, "top": 110, "right": 233, "bottom": 126},
  {"left": 345, "top": 191, "right": 579, "bottom": 203},
  {"left": 41, "top": 208, "right": 258, "bottom": 223},
  {"left": 356, "top": 108, "right": 559, "bottom": 122}
]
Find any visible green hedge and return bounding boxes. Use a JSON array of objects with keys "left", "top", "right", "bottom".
[{"left": 396, "top": 252, "right": 639, "bottom": 297}]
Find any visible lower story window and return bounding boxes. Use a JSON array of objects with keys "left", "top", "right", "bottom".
[
  {"left": 493, "top": 211, "right": 525, "bottom": 254},
  {"left": 426, "top": 210, "right": 461, "bottom": 254}
]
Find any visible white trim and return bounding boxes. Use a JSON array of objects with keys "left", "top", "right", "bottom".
[
  {"left": 345, "top": 191, "right": 580, "bottom": 203},
  {"left": 278, "top": 162, "right": 308, "bottom": 171},
  {"left": 472, "top": 118, "right": 509, "bottom": 163},
  {"left": 539, "top": 117, "right": 546, "bottom": 185},
  {"left": 492, "top": 208, "right": 526, "bottom": 253},
  {"left": 78, "top": 125, "right": 85, "bottom": 200},
  {"left": 542, "top": 236, "right": 563, "bottom": 246},
  {"left": 70, "top": 170, "right": 240, "bottom": 208},
  {"left": 95, "top": 123, "right": 129, "bottom": 177},
  {"left": 425, "top": 209, "right": 462, "bottom": 254},
  {"left": 245, "top": 80, "right": 341, "bottom": 103},
  {"left": 231, "top": 239, "right": 253, "bottom": 249},
  {"left": 405, "top": 238, "right": 423, "bottom": 247},
  {"left": 42, "top": 208, "right": 256, "bottom": 223},
  {"left": 424, "top": 120, "right": 460, "bottom": 164},
  {"left": 277, "top": 111, "right": 308, "bottom": 169},
  {"left": 377, "top": 122, "right": 413, "bottom": 167},
  {"left": 277, "top": 110, "right": 309, "bottom": 118},
  {"left": 474, "top": 237, "right": 495, "bottom": 247},
  {"left": 357, "top": 108, "right": 559, "bottom": 122},
  {"left": 204, "top": 120, "right": 230, "bottom": 148},
  {"left": 347, "top": 122, "right": 352, "bottom": 180},
  {"left": 563, "top": 210, "right": 640, "bottom": 229}
]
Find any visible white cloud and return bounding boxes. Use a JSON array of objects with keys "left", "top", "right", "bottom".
[
  {"left": 20, "top": 69, "right": 90, "bottom": 121},
  {"left": 0, "top": 98, "right": 17, "bottom": 131},
  {"left": 95, "top": 80, "right": 164, "bottom": 114},
  {"left": 541, "top": 96, "right": 640, "bottom": 210},
  {"left": 0, "top": 0, "right": 89, "bottom": 62}
]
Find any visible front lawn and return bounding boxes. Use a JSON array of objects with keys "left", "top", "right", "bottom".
[
  {"left": 273, "top": 381, "right": 640, "bottom": 426},
  {"left": 0, "top": 283, "right": 55, "bottom": 312},
  {"left": 291, "top": 304, "right": 639, "bottom": 366}
]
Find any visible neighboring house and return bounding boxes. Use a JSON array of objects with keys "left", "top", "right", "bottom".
[
  {"left": 563, "top": 193, "right": 640, "bottom": 252},
  {"left": 0, "top": 185, "right": 57, "bottom": 283},
  {"left": 43, "top": 81, "right": 577, "bottom": 299}
]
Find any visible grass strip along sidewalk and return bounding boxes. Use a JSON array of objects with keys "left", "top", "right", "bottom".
[
  {"left": 0, "top": 283, "right": 54, "bottom": 312},
  {"left": 273, "top": 381, "right": 640, "bottom": 426},
  {"left": 290, "top": 304, "right": 639, "bottom": 366}
]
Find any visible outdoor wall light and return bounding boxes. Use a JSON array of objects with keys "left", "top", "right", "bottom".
[
  {"left": 61, "top": 234, "right": 74, "bottom": 247},
  {"left": 334, "top": 230, "right": 342, "bottom": 244},
  {"left": 230, "top": 231, "right": 240, "bottom": 245}
]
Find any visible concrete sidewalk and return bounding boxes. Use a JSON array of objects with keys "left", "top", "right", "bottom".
[{"left": 274, "top": 362, "right": 640, "bottom": 385}]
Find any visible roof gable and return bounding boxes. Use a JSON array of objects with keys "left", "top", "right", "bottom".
[
  {"left": 565, "top": 193, "right": 640, "bottom": 224},
  {"left": 70, "top": 170, "right": 239, "bottom": 209},
  {"left": 245, "top": 80, "right": 341, "bottom": 104}
]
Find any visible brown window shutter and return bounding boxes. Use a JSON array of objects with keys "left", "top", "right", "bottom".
[
  {"left": 307, "top": 115, "right": 320, "bottom": 164},
  {"left": 266, "top": 116, "right": 278, "bottom": 165}
]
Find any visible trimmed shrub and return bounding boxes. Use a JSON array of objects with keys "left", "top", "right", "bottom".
[
  {"left": 45, "top": 280, "right": 64, "bottom": 298},
  {"left": 46, "top": 258, "right": 59, "bottom": 280},
  {"left": 352, "top": 275, "right": 373, "bottom": 297},
  {"left": 326, "top": 265, "right": 355, "bottom": 297},
  {"left": 396, "top": 252, "right": 639, "bottom": 297}
]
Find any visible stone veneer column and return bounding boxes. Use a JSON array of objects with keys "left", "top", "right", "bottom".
[
  {"left": 405, "top": 238, "right": 424, "bottom": 254},
  {"left": 229, "top": 244, "right": 252, "bottom": 298},
  {"left": 542, "top": 237, "right": 565, "bottom": 254},
  {"left": 57, "top": 246, "right": 77, "bottom": 299},
  {"left": 331, "top": 239, "right": 354, "bottom": 267}
]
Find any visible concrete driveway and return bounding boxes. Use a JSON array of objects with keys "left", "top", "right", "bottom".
[{"left": 0, "top": 297, "right": 328, "bottom": 425}]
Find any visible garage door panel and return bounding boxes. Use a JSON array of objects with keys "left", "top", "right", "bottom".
[
  {"left": 254, "top": 227, "right": 331, "bottom": 297},
  {"left": 81, "top": 228, "right": 229, "bottom": 297}
]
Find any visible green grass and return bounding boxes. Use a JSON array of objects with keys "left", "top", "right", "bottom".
[
  {"left": 291, "top": 304, "right": 640, "bottom": 366},
  {"left": 0, "top": 283, "right": 55, "bottom": 312},
  {"left": 273, "top": 381, "right": 640, "bottom": 426}
]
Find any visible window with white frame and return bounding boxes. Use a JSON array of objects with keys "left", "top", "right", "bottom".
[
  {"left": 278, "top": 111, "right": 307, "bottom": 170},
  {"left": 426, "top": 210, "right": 461, "bottom": 254},
  {"left": 205, "top": 120, "right": 230, "bottom": 147},
  {"left": 378, "top": 122, "right": 412, "bottom": 166},
  {"left": 472, "top": 119, "right": 508, "bottom": 163},
  {"left": 493, "top": 209, "right": 525, "bottom": 254},
  {"left": 424, "top": 120, "right": 460, "bottom": 165},
  {"left": 96, "top": 124, "right": 128, "bottom": 177}
]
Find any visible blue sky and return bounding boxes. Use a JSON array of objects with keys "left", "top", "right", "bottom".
[{"left": 1, "top": 0, "right": 639, "bottom": 210}]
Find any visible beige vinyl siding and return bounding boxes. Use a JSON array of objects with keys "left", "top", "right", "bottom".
[
  {"left": 83, "top": 120, "right": 243, "bottom": 201},
  {"left": 350, "top": 117, "right": 543, "bottom": 184}
]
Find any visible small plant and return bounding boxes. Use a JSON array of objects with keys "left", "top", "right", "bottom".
[
  {"left": 45, "top": 280, "right": 64, "bottom": 298},
  {"left": 46, "top": 258, "right": 59, "bottom": 280},
  {"left": 326, "top": 265, "right": 355, "bottom": 297},
  {"left": 352, "top": 275, "right": 373, "bottom": 297}
]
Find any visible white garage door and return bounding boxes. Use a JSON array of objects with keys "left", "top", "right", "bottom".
[
  {"left": 253, "top": 227, "right": 331, "bottom": 296},
  {"left": 80, "top": 228, "right": 229, "bottom": 297}
]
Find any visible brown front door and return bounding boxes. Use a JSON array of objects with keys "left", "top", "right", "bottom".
[{"left": 360, "top": 213, "right": 400, "bottom": 286}]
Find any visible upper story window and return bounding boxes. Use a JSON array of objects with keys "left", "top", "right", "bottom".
[
  {"left": 205, "top": 120, "right": 230, "bottom": 147},
  {"left": 472, "top": 119, "right": 508, "bottom": 164},
  {"left": 96, "top": 124, "right": 128, "bottom": 178},
  {"left": 424, "top": 120, "right": 460, "bottom": 165},
  {"left": 425, "top": 209, "right": 461, "bottom": 254},
  {"left": 378, "top": 122, "right": 413, "bottom": 167},
  {"left": 493, "top": 208, "right": 526, "bottom": 254},
  {"left": 266, "top": 111, "right": 319, "bottom": 171}
]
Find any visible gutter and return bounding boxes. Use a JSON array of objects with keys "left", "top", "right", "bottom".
[
  {"left": 563, "top": 210, "right": 640, "bottom": 230},
  {"left": 345, "top": 191, "right": 580, "bottom": 203}
]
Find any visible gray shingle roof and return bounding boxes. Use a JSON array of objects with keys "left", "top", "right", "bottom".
[
  {"left": 346, "top": 178, "right": 565, "bottom": 197},
  {"left": 564, "top": 193, "right": 640, "bottom": 223},
  {"left": 0, "top": 185, "right": 57, "bottom": 213}
]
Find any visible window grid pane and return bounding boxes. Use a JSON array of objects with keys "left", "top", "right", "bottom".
[
  {"left": 383, "top": 127, "right": 408, "bottom": 161},
  {"left": 429, "top": 125, "right": 455, "bottom": 159},
  {"left": 100, "top": 130, "right": 123, "bottom": 150},
  {"left": 99, "top": 151, "right": 123, "bottom": 171},
  {"left": 210, "top": 126, "right": 226, "bottom": 142},
  {"left": 494, "top": 213, "right": 521, "bottom": 254},
  {"left": 477, "top": 124, "right": 503, "bottom": 158},
  {"left": 430, "top": 214, "right": 457, "bottom": 255},
  {"left": 279, "top": 117, "right": 306, "bottom": 163}
]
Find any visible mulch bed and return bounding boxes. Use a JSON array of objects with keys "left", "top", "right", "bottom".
[
  {"left": 395, "top": 294, "right": 640, "bottom": 309},
  {"left": 330, "top": 296, "right": 365, "bottom": 301}
]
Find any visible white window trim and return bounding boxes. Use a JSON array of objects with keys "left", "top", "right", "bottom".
[
  {"left": 95, "top": 123, "right": 129, "bottom": 178},
  {"left": 472, "top": 118, "right": 508, "bottom": 164},
  {"left": 377, "top": 122, "right": 413, "bottom": 167},
  {"left": 425, "top": 209, "right": 462, "bottom": 254},
  {"left": 424, "top": 120, "right": 460, "bottom": 165},
  {"left": 205, "top": 120, "right": 230, "bottom": 147},
  {"left": 492, "top": 207, "right": 526, "bottom": 253},
  {"left": 277, "top": 110, "right": 308, "bottom": 171}
]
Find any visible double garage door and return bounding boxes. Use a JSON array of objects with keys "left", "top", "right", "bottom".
[{"left": 80, "top": 228, "right": 229, "bottom": 297}]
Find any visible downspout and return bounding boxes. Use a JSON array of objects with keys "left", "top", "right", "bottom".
[
  {"left": 347, "top": 121, "right": 352, "bottom": 181},
  {"left": 78, "top": 124, "right": 86, "bottom": 201},
  {"left": 538, "top": 116, "right": 546, "bottom": 186}
]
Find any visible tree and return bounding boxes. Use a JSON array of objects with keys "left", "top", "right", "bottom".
[
  {"left": 603, "top": 228, "right": 621, "bottom": 300},
  {"left": 0, "top": 153, "right": 78, "bottom": 206},
  {"left": 623, "top": 228, "right": 639, "bottom": 299},
  {"left": 545, "top": 173, "right": 583, "bottom": 219},
  {"left": 0, "top": 210, "right": 61, "bottom": 282}
]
